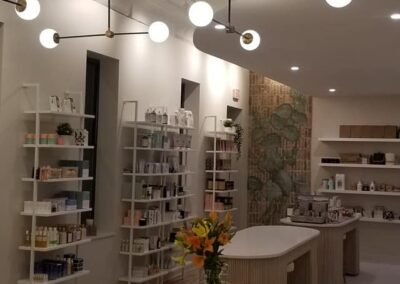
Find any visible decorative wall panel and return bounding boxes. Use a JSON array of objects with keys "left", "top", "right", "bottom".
[{"left": 248, "top": 72, "right": 312, "bottom": 225}]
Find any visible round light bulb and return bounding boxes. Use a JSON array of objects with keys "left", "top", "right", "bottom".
[
  {"left": 15, "top": 0, "right": 40, "bottom": 21},
  {"left": 240, "top": 30, "right": 261, "bottom": 51},
  {"left": 148, "top": 21, "right": 169, "bottom": 43},
  {"left": 391, "top": 13, "right": 400, "bottom": 20},
  {"left": 189, "top": 1, "right": 214, "bottom": 27},
  {"left": 40, "top": 29, "right": 58, "bottom": 49},
  {"left": 325, "top": 0, "right": 352, "bottom": 8}
]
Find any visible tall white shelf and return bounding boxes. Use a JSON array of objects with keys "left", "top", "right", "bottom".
[
  {"left": 120, "top": 101, "right": 196, "bottom": 284},
  {"left": 20, "top": 84, "right": 94, "bottom": 283},
  {"left": 204, "top": 116, "right": 239, "bottom": 223},
  {"left": 318, "top": 137, "right": 400, "bottom": 224}
]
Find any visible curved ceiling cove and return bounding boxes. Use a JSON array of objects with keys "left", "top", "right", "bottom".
[{"left": 193, "top": 0, "right": 400, "bottom": 96}]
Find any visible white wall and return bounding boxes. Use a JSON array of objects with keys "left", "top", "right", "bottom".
[
  {"left": 312, "top": 96, "right": 400, "bottom": 272},
  {"left": 0, "top": 0, "right": 249, "bottom": 283}
]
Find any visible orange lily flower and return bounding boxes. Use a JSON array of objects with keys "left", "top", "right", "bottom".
[
  {"left": 209, "top": 211, "right": 219, "bottom": 222},
  {"left": 192, "top": 254, "right": 205, "bottom": 268},
  {"left": 204, "top": 237, "right": 216, "bottom": 253},
  {"left": 218, "top": 232, "right": 230, "bottom": 246},
  {"left": 187, "top": 235, "right": 201, "bottom": 251}
]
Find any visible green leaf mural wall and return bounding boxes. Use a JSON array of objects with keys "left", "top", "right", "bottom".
[{"left": 248, "top": 73, "right": 312, "bottom": 225}]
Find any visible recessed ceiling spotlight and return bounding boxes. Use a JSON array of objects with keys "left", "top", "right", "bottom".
[
  {"left": 291, "top": 66, "right": 300, "bottom": 71},
  {"left": 391, "top": 13, "right": 400, "bottom": 20},
  {"left": 325, "top": 0, "right": 352, "bottom": 8},
  {"left": 329, "top": 88, "right": 336, "bottom": 93},
  {"left": 215, "top": 24, "right": 225, "bottom": 30}
]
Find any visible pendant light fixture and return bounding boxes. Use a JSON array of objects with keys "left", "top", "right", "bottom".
[
  {"left": 189, "top": 0, "right": 261, "bottom": 51},
  {"left": 325, "top": 0, "right": 352, "bottom": 8},
  {"left": 39, "top": 0, "right": 169, "bottom": 49},
  {"left": 1, "top": 0, "right": 40, "bottom": 20}
]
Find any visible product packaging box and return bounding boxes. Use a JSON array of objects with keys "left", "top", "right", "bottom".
[
  {"left": 350, "top": 125, "right": 362, "bottom": 138},
  {"left": 339, "top": 125, "right": 351, "bottom": 138},
  {"left": 384, "top": 125, "right": 397, "bottom": 138}
]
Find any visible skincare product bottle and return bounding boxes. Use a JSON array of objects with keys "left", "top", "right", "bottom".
[
  {"left": 357, "top": 181, "right": 363, "bottom": 191},
  {"left": 24, "top": 230, "right": 30, "bottom": 246},
  {"left": 370, "top": 181, "right": 376, "bottom": 191}
]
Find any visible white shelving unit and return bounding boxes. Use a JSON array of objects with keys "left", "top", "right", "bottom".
[
  {"left": 204, "top": 115, "right": 239, "bottom": 220},
  {"left": 319, "top": 138, "right": 400, "bottom": 143},
  {"left": 318, "top": 136, "right": 400, "bottom": 226},
  {"left": 317, "top": 189, "right": 400, "bottom": 197},
  {"left": 17, "top": 270, "right": 90, "bottom": 284},
  {"left": 120, "top": 101, "right": 196, "bottom": 284},
  {"left": 20, "top": 84, "right": 94, "bottom": 283},
  {"left": 319, "top": 163, "right": 400, "bottom": 169}
]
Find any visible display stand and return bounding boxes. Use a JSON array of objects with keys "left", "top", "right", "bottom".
[
  {"left": 204, "top": 116, "right": 239, "bottom": 225},
  {"left": 120, "top": 101, "right": 196, "bottom": 284},
  {"left": 19, "top": 84, "right": 94, "bottom": 283}
]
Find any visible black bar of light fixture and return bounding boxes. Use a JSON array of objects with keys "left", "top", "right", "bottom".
[
  {"left": 41, "top": 0, "right": 170, "bottom": 48},
  {"left": 52, "top": 0, "right": 149, "bottom": 44},
  {"left": 211, "top": 0, "right": 253, "bottom": 41}
]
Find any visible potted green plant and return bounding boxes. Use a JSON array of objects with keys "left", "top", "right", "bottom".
[
  {"left": 56, "top": 123, "right": 74, "bottom": 145},
  {"left": 233, "top": 123, "right": 243, "bottom": 158},
  {"left": 222, "top": 119, "right": 235, "bottom": 133}
]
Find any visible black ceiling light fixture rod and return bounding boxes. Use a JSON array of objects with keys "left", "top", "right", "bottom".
[
  {"left": 228, "top": 0, "right": 231, "bottom": 25},
  {"left": 212, "top": 0, "right": 243, "bottom": 37},
  {"left": 2, "top": 0, "right": 22, "bottom": 6},
  {"left": 42, "top": 0, "right": 169, "bottom": 48}
]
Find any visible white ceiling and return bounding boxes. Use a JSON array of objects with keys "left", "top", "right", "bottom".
[
  {"left": 193, "top": 0, "right": 400, "bottom": 96},
  {"left": 97, "top": 0, "right": 400, "bottom": 96}
]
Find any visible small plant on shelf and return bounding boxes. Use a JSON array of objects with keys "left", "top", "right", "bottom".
[
  {"left": 173, "top": 212, "right": 234, "bottom": 284},
  {"left": 233, "top": 123, "right": 243, "bottom": 158},
  {"left": 56, "top": 123, "right": 74, "bottom": 145},
  {"left": 223, "top": 119, "right": 234, "bottom": 128},
  {"left": 56, "top": 123, "right": 73, "bottom": 136}
]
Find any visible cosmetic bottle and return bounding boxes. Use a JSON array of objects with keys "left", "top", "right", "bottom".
[{"left": 24, "top": 230, "right": 31, "bottom": 246}]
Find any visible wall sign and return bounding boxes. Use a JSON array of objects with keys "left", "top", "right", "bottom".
[{"left": 233, "top": 89, "right": 240, "bottom": 102}]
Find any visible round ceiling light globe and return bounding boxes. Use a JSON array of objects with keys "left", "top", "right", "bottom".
[
  {"left": 149, "top": 21, "right": 170, "bottom": 43},
  {"left": 188, "top": 1, "right": 214, "bottom": 27},
  {"left": 40, "top": 29, "right": 58, "bottom": 49},
  {"left": 240, "top": 30, "right": 261, "bottom": 51},
  {"left": 15, "top": 0, "right": 41, "bottom": 20},
  {"left": 325, "top": 0, "right": 352, "bottom": 8}
]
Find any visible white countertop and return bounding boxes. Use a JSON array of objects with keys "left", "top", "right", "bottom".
[
  {"left": 280, "top": 215, "right": 361, "bottom": 228},
  {"left": 222, "top": 226, "right": 320, "bottom": 259}
]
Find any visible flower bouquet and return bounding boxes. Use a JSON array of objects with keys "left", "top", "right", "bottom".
[{"left": 173, "top": 212, "right": 234, "bottom": 284}]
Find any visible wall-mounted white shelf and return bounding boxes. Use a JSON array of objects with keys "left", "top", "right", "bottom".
[
  {"left": 205, "top": 170, "right": 239, "bottom": 173},
  {"left": 360, "top": 217, "right": 400, "bottom": 225},
  {"left": 319, "top": 138, "right": 400, "bottom": 143},
  {"left": 19, "top": 238, "right": 91, "bottom": 252},
  {"left": 206, "top": 131, "right": 236, "bottom": 137},
  {"left": 121, "top": 194, "right": 194, "bottom": 203},
  {"left": 17, "top": 270, "right": 90, "bottom": 284},
  {"left": 21, "top": 208, "right": 93, "bottom": 217},
  {"left": 24, "top": 144, "right": 95, "bottom": 149},
  {"left": 119, "top": 271, "right": 169, "bottom": 283},
  {"left": 205, "top": 189, "right": 238, "bottom": 193},
  {"left": 319, "top": 163, "right": 400, "bottom": 169},
  {"left": 317, "top": 189, "right": 400, "bottom": 197},
  {"left": 123, "top": 172, "right": 195, "bottom": 177},
  {"left": 123, "top": 121, "right": 195, "bottom": 131},
  {"left": 24, "top": 110, "right": 95, "bottom": 119},
  {"left": 206, "top": 150, "right": 238, "bottom": 154},
  {"left": 120, "top": 244, "right": 174, "bottom": 257},
  {"left": 120, "top": 216, "right": 196, "bottom": 230},
  {"left": 22, "top": 177, "right": 94, "bottom": 183},
  {"left": 124, "top": 147, "right": 194, "bottom": 152},
  {"left": 204, "top": 208, "right": 238, "bottom": 213}
]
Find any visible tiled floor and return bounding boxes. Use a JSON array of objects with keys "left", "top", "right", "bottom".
[{"left": 346, "top": 262, "right": 400, "bottom": 284}]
